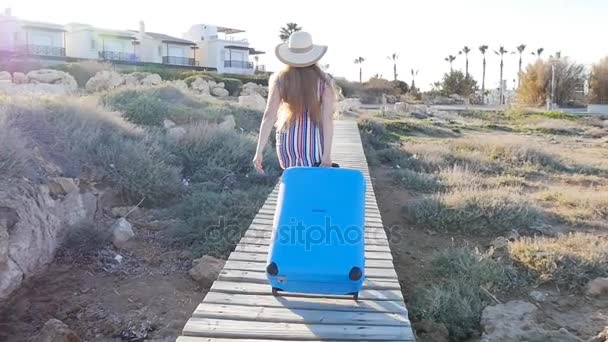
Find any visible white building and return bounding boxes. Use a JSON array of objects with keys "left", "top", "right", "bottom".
[
  {"left": 65, "top": 23, "right": 139, "bottom": 62},
  {"left": 0, "top": 8, "right": 67, "bottom": 59},
  {"left": 132, "top": 22, "right": 197, "bottom": 67},
  {"left": 184, "top": 24, "right": 264, "bottom": 75}
]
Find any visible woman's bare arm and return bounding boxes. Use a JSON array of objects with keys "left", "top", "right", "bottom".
[
  {"left": 253, "top": 76, "right": 280, "bottom": 172},
  {"left": 320, "top": 82, "right": 336, "bottom": 165}
]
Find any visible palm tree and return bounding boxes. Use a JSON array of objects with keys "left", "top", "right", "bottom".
[
  {"left": 354, "top": 57, "right": 365, "bottom": 83},
  {"left": 279, "top": 23, "right": 302, "bottom": 42},
  {"left": 494, "top": 46, "right": 508, "bottom": 105},
  {"left": 460, "top": 46, "right": 471, "bottom": 77},
  {"left": 479, "top": 45, "right": 488, "bottom": 104},
  {"left": 410, "top": 68, "right": 419, "bottom": 91},
  {"left": 387, "top": 53, "right": 399, "bottom": 81},
  {"left": 444, "top": 55, "right": 457, "bottom": 72},
  {"left": 516, "top": 44, "right": 526, "bottom": 87},
  {"left": 531, "top": 47, "right": 544, "bottom": 59},
  {"left": 253, "top": 55, "right": 259, "bottom": 72}
]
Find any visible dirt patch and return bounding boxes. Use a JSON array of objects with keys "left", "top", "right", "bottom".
[{"left": 0, "top": 219, "right": 204, "bottom": 342}]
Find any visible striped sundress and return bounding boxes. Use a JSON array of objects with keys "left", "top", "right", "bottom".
[{"left": 275, "top": 80, "right": 326, "bottom": 169}]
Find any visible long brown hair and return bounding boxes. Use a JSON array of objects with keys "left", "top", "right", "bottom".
[{"left": 276, "top": 64, "right": 327, "bottom": 130}]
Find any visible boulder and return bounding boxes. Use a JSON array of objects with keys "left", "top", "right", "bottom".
[
  {"left": 408, "top": 104, "right": 429, "bottom": 114},
  {"left": 590, "top": 326, "right": 608, "bottom": 342},
  {"left": 167, "top": 126, "right": 187, "bottom": 141},
  {"left": 48, "top": 177, "right": 79, "bottom": 197},
  {"left": 394, "top": 102, "right": 408, "bottom": 112},
  {"left": 0, "top": 71, "right": 11, "bottom": 82},
  {"left": 481, "top": 300, "right": 583, "bottom": 342},
  {"left": 141, "top": 73, "right": 162, "bottom": 86},
  {"left": 586, "top": 277, "right": 608, "bottom": 297},
  {"left": 410, "top": 112, "right": 429, "bottom": 120},
  {"left": 241, "top": 82, "right": 268, "bottom": 97},
  {"left": 85, "top": 70, "right": 125, "bottom": 93},
  {"left": 189, "top": 255, "right": 225, "bottom": 288},
  {"left": 238, "top": 94, "right": 266, "bottom": 111},
  {"left": 123, "top": 73, "right": 140, "bottom": 87},
  {"left": 219, "top": 115, "right": 236, "bottom": 131},
  {"left": 171, "top": 79, "right": 188, "bottom": 92},
  {"left": 12, "top": 72, "right": 27, "bottom": 84},
  {"left": 337, "top": 98, "right": 361, "bottom": 113},
  {"left": 25, "top": 69, "right": 77, "bottom": 92},
  {"left": 111, "top": 218, "right": 134, "bottom": 248},
  {"left": 163, "top": 119, "right": 176, "bottom": 129},
  {"left": 36, "top": 319, "right": 80, "bottom": 342},
  {"left": 191, "top": 77, "right": 210, "bottom": 95},
  {"left": 529, "top": 290, "right": 547, "bottom": 302},
  {"left": 211, "top": 87, "right": 229, "bottom": 98}
]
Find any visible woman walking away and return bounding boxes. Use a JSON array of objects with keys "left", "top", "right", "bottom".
[{"left": 253, "top": 31, "right": 336, "bottom": 173}]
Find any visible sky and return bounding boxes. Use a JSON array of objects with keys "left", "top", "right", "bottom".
[{"left": 4, "top": 0, "right": 608, "bottom": 90}]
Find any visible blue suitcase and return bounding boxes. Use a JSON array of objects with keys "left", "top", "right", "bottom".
[{"left": 266, "top": 166, "right": 366, "bottom": 299}]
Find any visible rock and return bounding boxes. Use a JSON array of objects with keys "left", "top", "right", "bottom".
[
  {"left": 415, "top": 319, "right": 449, "bottom": 342},
  {"left": 48, "top": 177, "right": 79, "bottom": 197},
  {"left": 179, "top": 250, "right": 193, "bottom": 260},
  {"left": 190, "top": 77, "right": 210, "bottom": 95},
  {"left": 111, "top": 218, "right": 134, "bottom": 248},
  {"left": 36, "top": 319, "right": 80, "bottom": 342},
  {"left": 85, "top": 70, "right": 125, "bottom": 92},
  {"left": 217, "top": 82, "right": 225, "bottom": 89},
  {"left": 481, "top": 300, "right": 583, "bottom": 342},
  {"left": 24, "top": 69, "right": 77, "bottom": 92},
  {"left": 219, "top": 115, "right": 236, "bottom": 131},
  {"left": 337, "top": 98, "right": 361, "bottom": 113},
  {"left": 114, "top": 254, "right": 123, "bottom": 263},
  {"left": 529, "top": 290, "right": 547, "bottom": 302},
  {"left": 167, "top": 126, "right": 187, "bottom": 141},
  {"left": 141, "top": 73, "right": 162, "bottom": 86},
  {"left": 490, "top": 236, "right": 509, "bottom": 250},
  {"left": 449, "top": 93, "right": 465, "bottom": 102},
  {"left": 0, "top": 71, "right": 11, "bottom": 81},
  {"left": 189, "top": 255, "right": 225, "bottom": 288},
  {"left": 241, "top": 82, "right": 268, "bottom": 97},
  {"left": 238, "top": 94, "right": 266, "bottom": 111},
  {"left": 163, "top": 119, "right": 176, "bottom": 129},
  {"left": 394, "top": 102, "right": 408, "bottom": 112},
  {"left": 12, "top": 72, "right": 26, "bottom": 84},
  {"left": 410, "top": 112, "right": 429, "bottom": 119},
  {"left": 61, "top": 191, "right": 97, "bottom": 227},
  {"left": 590, "top": 326, "right": 608, "bottom": 342},
  {"left": 171, "top": 79, "right": 188, "bottom": 92},
  {"left": 586, "top": 278, "right": 608, "bottom": 297},
  {"left": 211, "top": 87, "right": 229, "bottom": 98}
]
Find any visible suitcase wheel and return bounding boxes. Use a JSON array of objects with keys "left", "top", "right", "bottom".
[
  {"left": 272, "top": 287, "right": 282, "bottom": 296},
  {"left": 348, "top": 292, "right": 359, "bottom": 301}
]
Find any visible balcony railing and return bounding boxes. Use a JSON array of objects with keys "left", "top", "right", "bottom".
[
  {"left": 163, "top": 56, "right": 197, "bottom": 66},
  {"left": 224, "top": 60, "right": 253, "bottom": 69},
  {"left": 20, "top": 44, "right": 65, "bottom": 57},
  {"left": 99, "top": 50, "right": 139, "bottom": 63}
]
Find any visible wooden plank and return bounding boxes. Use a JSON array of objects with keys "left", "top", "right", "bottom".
[
  {"left": 242, "top": 229, "right": 389, "bottom": 246},
  {"left": 182, "top": 318, "right": 415, "bottom": 341},
  {"left": 177, "top": 336, "right": 414, "bottom": 342},
  {"left": 227, "top": 252, "right": 396, "bottom": 269},
  {"left": 192, "top": 303, "right": 410, "bottom": 326},
  {"left": 234, "top": 244, "right": 393, "bottom": 260},
  {"left": 202, "top": 292, "right": 408, "bottom": 314},
  {"left": 223, "top": 260, "right": 399, "bottom": 279},
  {"left": 211, "top": 280, "right": 402, "bottom": 295}
]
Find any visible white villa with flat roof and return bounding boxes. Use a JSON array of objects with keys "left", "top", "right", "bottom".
[
  {"left": 0, "top": 9, "right": 67, "bottom": 59},
  {"left": 184, "top": 24, "right": 264, "bottom": 75}
]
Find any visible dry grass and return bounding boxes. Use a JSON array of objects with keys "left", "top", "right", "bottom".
[
  {"left": 0, "top": 115, "right": 33, "bottom": 179},
  {"left": 536, "top": 186, "right": 608, "bottom": 224},
  {"left": 509, "top": 233, "right": 608, "bottom": 288}
]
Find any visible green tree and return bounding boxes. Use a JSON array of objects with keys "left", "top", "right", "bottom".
[
  {"left": 279, "top": 23, "right": 302, "bottom": 42},
  {"left": 354, "top": 57, "right": 365, "bottom": 83},
  {"left": 410, "top": 68, "right": 419, "bottom": 92},
  {"left": 479, "top": 45, "right": 489, "bottom": 103},
  {"left": 460, "top": 46, "right": 471, "bottom": 77},
  {"left": 387, "top": 53, "right": 399, "bottom": 81},
  {"left": 433, "top": 70, "right": 478, "bottom": 97},
  {"left": 516, "top": 44, "right": 527, "bottom": 88},
  {"left": 444, "top": 55, "right": 457, "bottom": 72},
  {"left": 590, "top": 56, "right": 608, "bottom": 104},
  {"left": 494, "top": 46, "right": 509, "bottom": 104}
]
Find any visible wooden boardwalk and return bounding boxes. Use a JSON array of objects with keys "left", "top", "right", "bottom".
[{"left": 177, "top": 120, "right": 415, "bottom": 341}]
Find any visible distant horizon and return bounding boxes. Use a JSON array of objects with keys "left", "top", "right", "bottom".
[{"left": 5, "top": 0, "right": 608, "bottom": 90}]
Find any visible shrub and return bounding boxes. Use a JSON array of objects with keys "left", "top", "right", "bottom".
[
  {"left": 334, "top": 78, "right": 363, "bottom": 98},
  {"left": 510, "top": 233, "right": 608, "bottom": 289},
  {"left": 411, "top": 248, "right": 513, "bottom": 341},
  {"left": 104, "top": 89, "right": 170, "bottom": 126},
  {"left": 393, "top": 169, "right": 440, "bottom": 192},
  {"left": 590, "top": 56, "right": 608, "bottom": 104},
  {"left": 222, "top": 78, "right": 243, "bottom": 96},
  {"left": 358, "top": 117, "right": 389, "bottom": 149},
  {"left": 172, "top": 186, "right": 270, "bottom": 257},
  {"left": 404, "top": 187, "right": 542, "bottom": 234},
  {"left": 0, "top": 117, "right": 34, "bottom": 179},
  {"left": 52, "top": 61, "right": 110, "bottom": 88}
]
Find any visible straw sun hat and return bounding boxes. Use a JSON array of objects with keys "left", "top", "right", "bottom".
[{"left": 275, "top": 31, "right": 327, "bottom": 68}]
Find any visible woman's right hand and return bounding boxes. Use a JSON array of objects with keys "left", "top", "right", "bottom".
[{"left": 253, "top": 153, "right": 264, "bottom": 174}]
